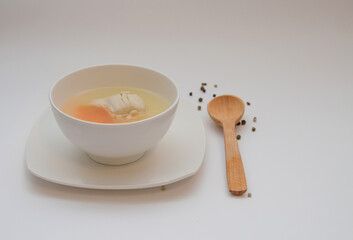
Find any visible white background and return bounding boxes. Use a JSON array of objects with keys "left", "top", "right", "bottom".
[{"left": 1, "top": 0, "right": 352, "bottom": 239}]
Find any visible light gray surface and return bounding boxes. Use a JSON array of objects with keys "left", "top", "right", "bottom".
[{"left": 1, "top": 1, "right": 352, "bottom": 239}]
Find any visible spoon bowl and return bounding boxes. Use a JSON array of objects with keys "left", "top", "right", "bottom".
[
  {"left": 207, "top": 95, "right": 247, "bottom": 196},
  {"left": 207, "top": 95, "right": 245, "bottom": 126}
]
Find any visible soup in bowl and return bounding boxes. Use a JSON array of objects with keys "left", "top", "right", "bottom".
[{"left": 50, "top": 65, "right": 179, "bottom": 165}]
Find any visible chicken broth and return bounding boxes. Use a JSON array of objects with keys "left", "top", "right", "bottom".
[{"left": 60, "top": 87, "right": 169, "bottom": 123}]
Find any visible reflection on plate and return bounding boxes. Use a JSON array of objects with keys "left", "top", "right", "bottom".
[{"left": 26, "top": 100, "right": 206, "bottom": 189}]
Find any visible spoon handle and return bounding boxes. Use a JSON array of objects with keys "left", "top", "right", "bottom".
[{"left": 222, "top": 121, "right": 247, "bottom": 196}]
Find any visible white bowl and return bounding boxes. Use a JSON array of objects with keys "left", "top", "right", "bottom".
[{"left": 49, "top": 65, "right": 179, "bottom": 165}]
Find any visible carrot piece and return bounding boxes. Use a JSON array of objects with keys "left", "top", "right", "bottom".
[{"left": 74, "top": 105, "right": 114, "bottom": 123}]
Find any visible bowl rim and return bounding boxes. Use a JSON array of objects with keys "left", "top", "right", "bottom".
[{"left": 49, "top": 64, "right": 179, "bottom": 126}]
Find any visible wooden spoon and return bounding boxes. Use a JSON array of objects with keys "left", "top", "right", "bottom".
[{"left": 207, "top": 95, "right": 247, "bottom": 196}]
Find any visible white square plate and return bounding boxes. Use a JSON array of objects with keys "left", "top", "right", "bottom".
[{"left": 26, "top": 100, "right": 206, "bottom": 189}]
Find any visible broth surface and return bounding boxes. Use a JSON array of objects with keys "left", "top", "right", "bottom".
[{"left": 60, "top": 87, "right": 169, "bottom": 123}]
